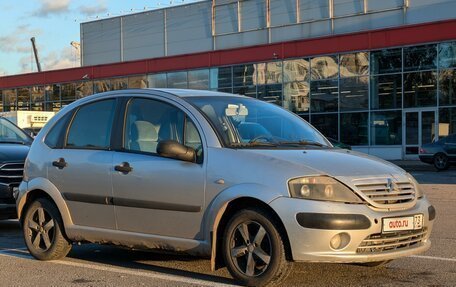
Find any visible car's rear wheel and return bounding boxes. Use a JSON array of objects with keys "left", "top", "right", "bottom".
[
  {"left": 433, "top": 153, "right": 449, "bottom": 171},
  {"left": 222, "top": 208, "right": 291, "bottom": 286},
  {"left": 23, "top": 198, "right": 72, "bottom": 260}
]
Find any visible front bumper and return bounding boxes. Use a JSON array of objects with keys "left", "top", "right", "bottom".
[
  {"left": 0, "top": 183, "right": 17, "bottom": 220},
  {"left": 269, "top": 196, "right": 434, "bottom": 263},
  {"left": 419, "top": 155, "right": 434, "bottom": 164}
]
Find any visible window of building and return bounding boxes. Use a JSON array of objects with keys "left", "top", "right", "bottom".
[
  {"left": 61, "top": 83, "right": 76, "bottom": 101},
  {"left": 233, "top": 64, "right": 255, "bottom": 86},
  {"left": 75, "top": 81, "right": 94, "bottom": 99},
  {"left": 310, "top": 55, "right": 338, "bottom": 80},
  {"left": 339, "top": 76, "right": 368, "bottom": 111},
  {"left": 66, "top": 99, "right": 116, "bottom": 149},
  {"left": 438, "top": 41, "right": 456, "bottom": 69},
  {"left": 283, "top": 59, "right": 310, "bottom": 83},
  {"left": 93, "top": 80, "right": 111, "bottom": 93},
  {"left": 439, "top": 69, "right": 456, "bottom": 106},
  {"left": 31, "top": 86, "right": 45, "bottom": 111},
  {"left": 2, "top": 89, "right": 17, "bottom": 111},
  {"left": 128, "top": 75, "right": 148, "bottom": 89},
  {"left": 257, "top": 84, "right": 282, "bottom": 106},
  {"left": 310, "top": 79, "right": 338, "bottom": 112},
  {"left": 49, "top": 84, "right": 61, "bottom": 102},
  {"left": 339, "top": 52, "right": 369, "bottom": 77},
  {"left": 370, "top": 111, "right": 402, "bottom": 145},
  {"left": 17, "top": 88, "right": 30, "bottom": 110},
  {"left": 210, "top": 67, "right": 232, "bottom": 89},
  {"left": 255, "top": 61, "right": 282, "bottom": 85},
  {"left": 404, "top": 44, "right": 437, "bottom": 71},
  {"left": 333, "top": 0, "right": 364, "bottom": 17},
  {"left": 403, "top": 71, "right": 437, "bottom": 108},
  {"left": 340, "top": 112, "right": 368, "bottom": 145},
  {"left": 188, "top": 69, "right": 209, "bottom": 90},
  {"left": 310, "top": 113, "right": 338, "bottom": 140},
  {"left": 167, "top": 71, "right": 188, "bottom": 89},
  {"left": 148, "top": 73, "right": 167, "bottom": 88},
  {"left": 233, "top": 86, "right": 256, "bottom": 98},
  {"left": 370, "top": 48, "right": 402, "bottom": 75},
  {"left": 283, "top": 82, "right": 310, "bottom": 113},
  {"left": 111, "top": 77, "right": 128, "bottom": 90},
  {"left": 370, "top": 73, "right": 402, "bottom": 110},
  {"left": 439, "top": 107, "right": 456, "bottom": 137}
]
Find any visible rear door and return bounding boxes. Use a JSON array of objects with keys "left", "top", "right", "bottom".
[
  {"left": 47, "top": 99, "right": 118, "bottom": 229},
  {"left": 111, "top": 97, "right": 206, "bottom": 239}
]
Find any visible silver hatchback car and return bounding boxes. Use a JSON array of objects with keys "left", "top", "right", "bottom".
[{"left": 16, "top": 89, "right": 435, "bottom": 286}]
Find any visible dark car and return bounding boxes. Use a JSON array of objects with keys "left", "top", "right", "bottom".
[
  {"left": 327, "top": 137, "right": 352, "bottom": 150},
  {"left": 0, "top": 117, "right": 32, "bottom": 220},
  {"left": 419, "top": 134, "right": 456, "bottom": 171}
]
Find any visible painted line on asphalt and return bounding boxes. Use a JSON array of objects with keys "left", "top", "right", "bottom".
[
  {"left": 0, "top": 249, "right": 237, "bottom": 287},
  {"left": 410, "top": 255, "right": 456, "bottom": 262}
]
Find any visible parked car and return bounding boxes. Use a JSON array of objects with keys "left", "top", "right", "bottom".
[
  {"left": 419, "top": 134, "right": 456, "bottom": 171},
  {"left": 327, "top": 137, "right": 352, "bottom": 150},
  {"left": 0, "top": 117, "right": 32, "bottom": 220},
  {"left": 16, "top": 89, "right": 435, "bottom": 286}
]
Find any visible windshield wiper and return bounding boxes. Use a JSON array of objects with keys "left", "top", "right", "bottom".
[
  {"left": 277, "top": 140, "right": 326, "bottom": 147},
  {"left": 230, "top": 141, "right": 279, "bottom": 148}
]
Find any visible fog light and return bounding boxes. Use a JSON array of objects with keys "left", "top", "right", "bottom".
[{"left": 330, "top": 233, "right": 350, "bottom": 250}]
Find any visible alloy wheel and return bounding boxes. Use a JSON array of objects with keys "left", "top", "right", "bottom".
[
  {"left": 434, "top": 154, "right": 448, "bottom": 170},
  {"left": 229, "top": 221, "right": 272, "bottom": 277},
  {"left": 26, "top": 207, "right": 56, "bottom": 252}
]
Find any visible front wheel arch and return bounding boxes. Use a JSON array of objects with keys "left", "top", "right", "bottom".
[{"left": 213, "top": 197, "right": 292, "bottom": 271}]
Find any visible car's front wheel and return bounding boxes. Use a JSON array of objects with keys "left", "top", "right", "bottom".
[
  {"left": 222, "top": 208, "right": 291, "bottom": 286},
  {"left": 23, "top": 198, "right": 72, "bottom": 260},
  {"left": 433, "top": 153, "right": 449, "bottom": 171}
]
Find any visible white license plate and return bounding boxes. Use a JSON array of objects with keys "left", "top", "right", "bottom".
[{"left": 382, "top": 214, "right": 423, "bottom": 233}]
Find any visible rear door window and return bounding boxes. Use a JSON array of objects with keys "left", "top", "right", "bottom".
[{"left": 66, "top": 99, "right": 116, "bottom": 149}]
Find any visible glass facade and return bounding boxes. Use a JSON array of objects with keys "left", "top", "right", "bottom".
[{"left": 1, "top": 41, "right": 456, "bottom": 153}]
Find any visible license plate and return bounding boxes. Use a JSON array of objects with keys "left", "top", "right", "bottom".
[{"left": 382, "top": 214, "right": 423, "bottom": 233}]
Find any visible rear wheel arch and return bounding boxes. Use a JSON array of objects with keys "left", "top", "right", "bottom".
[{"left": 211, "top": 197, "right": 293, "bottom": 271}]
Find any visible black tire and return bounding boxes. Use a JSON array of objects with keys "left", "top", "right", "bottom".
[
  {"left": 22, "top": 198, "right": 72, "bottom": 260},
  {"left": 222, "top": 208, "right": 291, "bottom": 287},
  {"left": 433, "top": 153, "right": 449, "bottom": 171},
  {"left": 356, "top": 260, "right": 392, "bottom": 267}
]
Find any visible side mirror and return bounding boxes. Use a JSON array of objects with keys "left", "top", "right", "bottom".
[{"left": 157, "top": 140, "right": 196, "bottom": 163}]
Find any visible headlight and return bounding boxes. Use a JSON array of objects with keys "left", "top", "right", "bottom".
[
  {"left": 407, "top": 173, "right": 424, "bottom": 198},
  {"left": 288, "top": 176, "right": 362, "bottom": 203}
]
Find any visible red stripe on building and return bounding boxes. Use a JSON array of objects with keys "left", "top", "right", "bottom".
[{"left": 1, "top": 19, "right": 456, "bottom": 89}]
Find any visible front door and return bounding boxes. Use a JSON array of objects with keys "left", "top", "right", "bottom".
[
  {"left": 111, "top": 97, "right": 206, "bottom": 239},
  {"left": 403, "top": 109, "right": 438, "bottom": 159}
]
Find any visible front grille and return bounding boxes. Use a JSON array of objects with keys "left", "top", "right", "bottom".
[
  {"left": 357, "top": 228, "right": 427, "bottom": 254},
  {"left": 354, "top": 179, "right": 416, "bottom": 206},
  {"left": 0, "top": 162, "right": 24, "bottom": 186}
]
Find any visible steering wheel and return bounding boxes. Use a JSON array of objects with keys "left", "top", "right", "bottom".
[{"left": 249, "top": 134, "right": 273, "bottom": 143}]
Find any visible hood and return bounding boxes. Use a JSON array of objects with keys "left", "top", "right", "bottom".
[
  {"left": 0, "top": 144, "right": 30, "bottom": 163},
  {"left": 243, "top": 148, "right": 405, "bottom": 177}
]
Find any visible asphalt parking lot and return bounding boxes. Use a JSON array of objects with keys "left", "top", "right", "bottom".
[{"left": 0, "top": 170, "right": 455, "bottom": 286}]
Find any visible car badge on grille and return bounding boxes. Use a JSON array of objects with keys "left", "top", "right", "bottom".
[{"left": 386, "top": 178, "right": 399, "bottom": 193}]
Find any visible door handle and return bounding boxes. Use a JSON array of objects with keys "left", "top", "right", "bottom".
[
  {"left": 52, "top": 158, "right": 67, "bottom": 169},
  {"left": 114, "top": 162, "right": 133, "bottom": 174}
]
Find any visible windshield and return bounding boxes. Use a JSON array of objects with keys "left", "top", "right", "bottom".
[
  {"left": 187, "top": 96, "right": 330, "bottom": 148},
  {"left": 0, "top": 118, "right": 33, "bottom": 144}
]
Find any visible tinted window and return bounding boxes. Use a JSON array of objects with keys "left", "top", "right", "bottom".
[
  {"left": 44, "top": 111, "right": 74, "bottom": 148},
  {"left": 66, "top": 99, "right": 116, "bottom": 149},
  {"left": 124, "top": 98, "right": 201, "bottom": 155}
]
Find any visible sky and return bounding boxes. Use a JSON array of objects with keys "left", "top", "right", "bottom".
[{"left": 0, "top": 0, "right": 201, "bottom": 76}]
